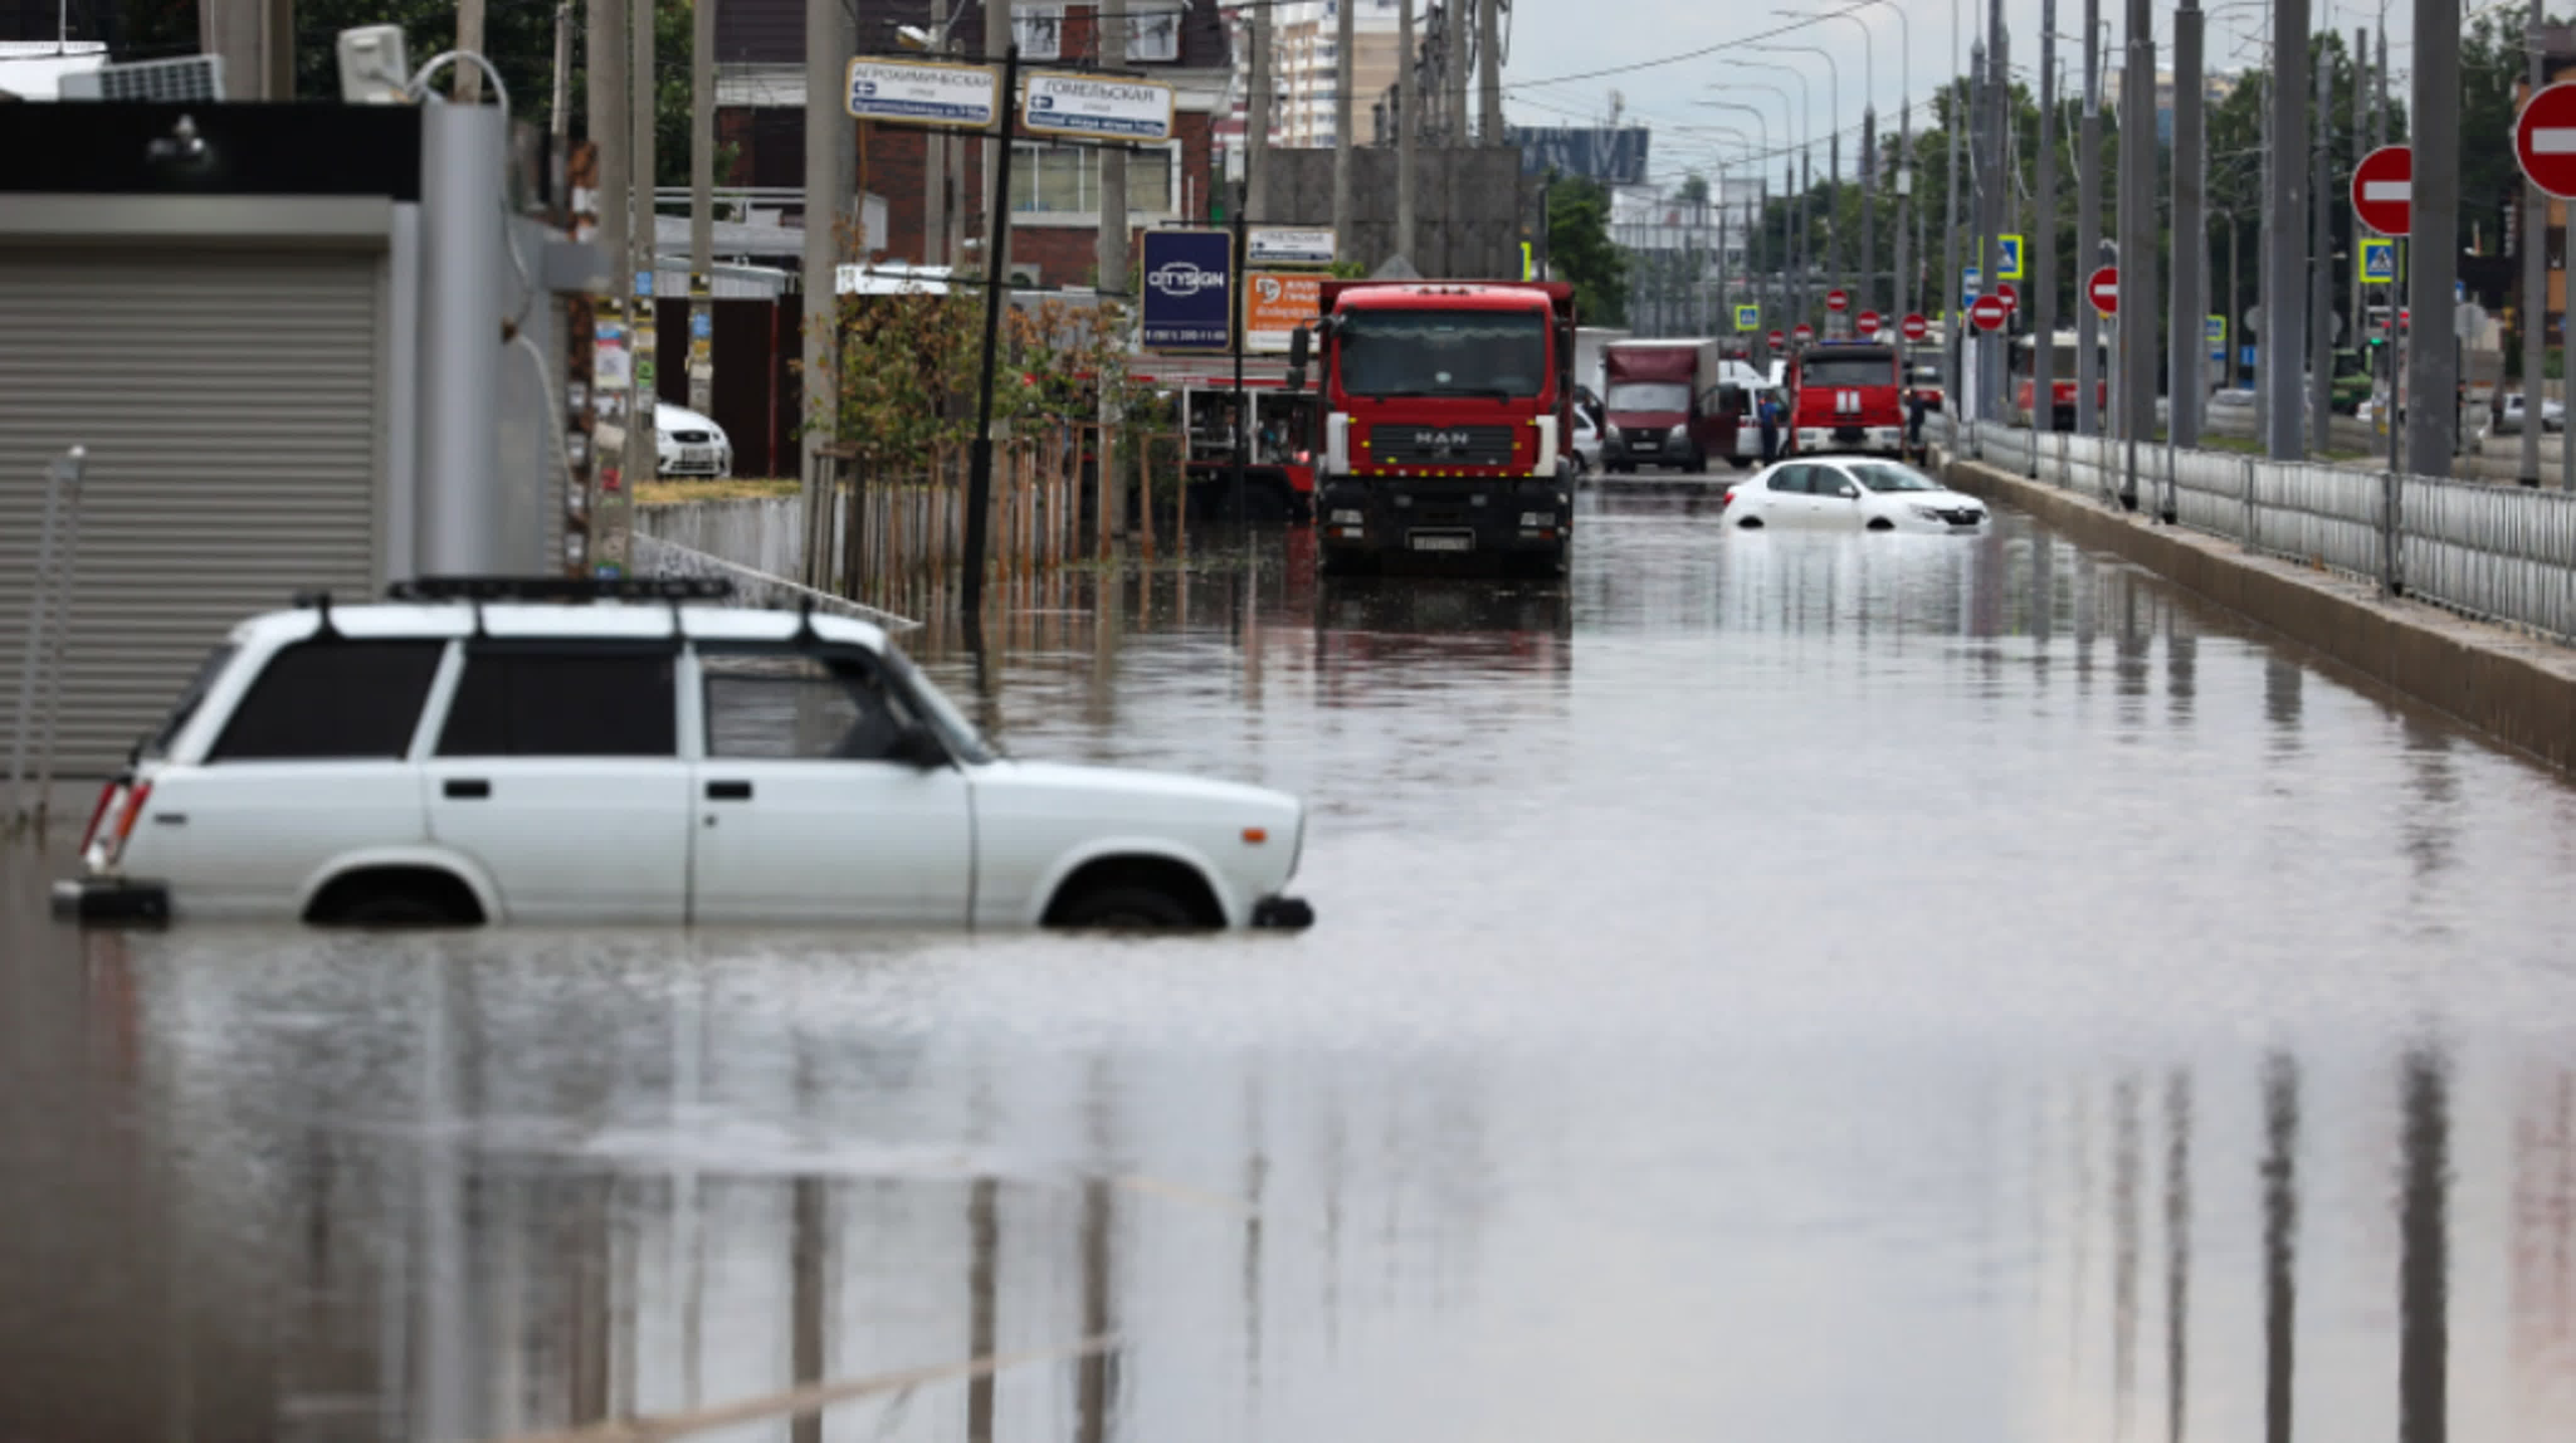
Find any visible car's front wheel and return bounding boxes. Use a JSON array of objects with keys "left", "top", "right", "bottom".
[{"left": 1056, "top": 885, "right": 1201, "bottom": 930}]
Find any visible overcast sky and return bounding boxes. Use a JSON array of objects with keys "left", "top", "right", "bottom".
[{"left": 1502, "top": 0, "right": 2457, "bottom": 187}]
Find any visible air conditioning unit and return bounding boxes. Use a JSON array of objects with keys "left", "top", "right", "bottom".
[{"left": 58, "top": 53, "right": 225, "bottom": 102}]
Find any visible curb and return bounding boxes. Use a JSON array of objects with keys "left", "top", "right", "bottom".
[{"left": 1936, "top": 452, "right": 2576, "bottom": 773}]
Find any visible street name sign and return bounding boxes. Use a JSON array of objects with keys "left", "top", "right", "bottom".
[
  {"left": 2350, "top": 144, "right": 2413, "bottom": 236},
  {"left": 1023, "top": 71, "right": 1175, "bottom": 141},
  {"left": 845, "top": 58, "right": 999, "bottom": 128},
  {"left": 1247, "top": 227, "right": 1336, "bottom": 267}
]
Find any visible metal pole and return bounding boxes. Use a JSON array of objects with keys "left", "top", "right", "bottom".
[
  {"left": 798, "top": 0, "right": 843, "bottom": 564},
  {"left": 2405, "top": 0, "right": 2458, "bottom": 475},
  {"left": 689, "top": 0, "right": 716, "bottom": 421},
  {"left": 926, "top": 0, "right": 948, "bottom": 263},
  {"left": 1477, "top": 0, "right": 1502, "bottom": 143},
  {"left": 1231, "top": 182, "right": 1248, "bottom": 523},
  {"left": 1333, "top": 0, "right": 1355, "bottom": 258},
  {"left": 628, "top": 0, "right": 658, "bottom": 546},
  {"left": 1945, "top": 0, "right": 1963, "bottom": 415},
  {"left": 420, "top": 99, "right": 509, "bottom": 573},
  {"left": 590, "top": 0, "right": 628, "bottom": 331},
  {"left": 2266, "top": 0, "right": 2309, "bottom": 458},
  {"left": 2172, "top": 2, "right": 2205, "bottom": 451},
  {"left": 2353, "top": 26, "right": 2371, "bottom": 440},
  {"left": 1397, "top": 0, "right": 1418, "bottom": 261},
  {"left": 2119, "top": 0, "right": 2151, "bottom": 506},
  {"left": 2310, "top": 40, "right": 2334, "bottom": 453},
  {"left": 2523, "top": 2, "right": 2545, "bottom": 486},
  {"left": 1101, "top": 0, "right": 1128, "bottom": 292},
  {"left": 1896, "top": 103, "right": 1912, "bottom": 330},
  {"left": 2037, "top": 0, "right": 2059, "bottom": 433},
  {"left": 2077, "top": 0, "right": 2102, "bottom": 434},
  {"left": 963, "top": 45, "right": 1023, "bottom": 623},
  {"left": 1982, "top": 22, "right": 2007, "bottom": 422},
  {"left": 1862, "top": 108, "right": 1878, "bottom": 321},
  {"left": 550, "top": 2, "right": 571, "bottom": 138},
  {"left": 5, "top": 453, "right": 69, "bottom": 831},
  {"left": 1246, "top": 0, "right": 1273, "bottom": 221}
]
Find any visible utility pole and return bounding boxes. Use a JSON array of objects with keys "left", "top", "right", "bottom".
[
  {"left": 2172, "top": 1, "right": 2205, "bottom": 450},
  {"left": 2521, "top": 4, "right": 2543, "bottom": 486},
  {"left": 2355, "top": 27, "right": 2372, "bottom": 443},
  {"left": 963, "top": 45, "right": 1025, "bottom": 622},
  {"left": 2406, "top": 0, "right": 2459, "bottom": 475},
  {"left": 2078, "top": 0, "right": 2102, "bottom": 434},
  {"left": 458, "top": 0, "right": 486, "bottom": 101},
  {"left": 1944, "top": 2, "right": 1963, "bottom": 416},
  {"left": 2310, "top": 40, "right": 2334, "bottom": 453},
  {"left": 1397, "top": 0, "right": 1418, "bottom": 262},
  {"left": 690, "top": 0, "right": 716, "bottom": 420},
  {"left": 1896, "top": 103, "right": 1912, "bottom": 331},
  {"left": 926, "top": 0, "right": 948, "bottom": 263},
  {"left": 591, "top": 0, "right": 629, "bottom": 316},
  {"left": 987, "top": 0, "right": 1016, "bottom": 282},
  {"left": 2036, "top": 0, "right": 2058, "bottom": 433},
  {"left": 1333, "top": 0, "right": 1356, "bottom": 258},
  {"left": 2118, "top": 0, "right": 2154, "bottom": 502},
  {"left": 2265, "top": 0, "right": 2309, "bottom": 458},
  {"left": 1246, "top": 0, "right": 1274, "bottom": 220},
  {"left": 551, "top": 3, "right": 572, "bottom": 138},
  {"left": 628, "top": 0, "right": 659, "bottom": 527},
  {"left": 1100, "top": 0, "right": 1129, "bottom": 536},
  {"left": 1860, "top": 108, "right": 1878, "bottom": 320},
  {"left": 1477, "top": 0, "right": 1503, "bottom": 143},
  {"left": 799, "top": 0, "right": 844, "bottom": 517}
]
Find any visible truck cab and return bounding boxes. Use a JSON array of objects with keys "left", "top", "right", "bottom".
[
  {"left": 1787, "top": 341, "right": 1906, "bottom": 457},
  {"left": 1310, "top": 281, "right": 1577, "bottom": 575},
  {"left": 1599, "top": 338, "right": 1737, "bottom": 473}
]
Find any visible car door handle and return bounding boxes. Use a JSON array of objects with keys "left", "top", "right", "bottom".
[
  {"left": 706, "top": 780, "right": 753, "bottom": 801},
  {"left": 444, "top": 779, "right": 491, "bottom": 800}
]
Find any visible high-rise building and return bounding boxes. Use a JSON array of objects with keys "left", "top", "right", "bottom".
[{"left": 1222, "top": 0, "right": 1404, "bottom": 152}]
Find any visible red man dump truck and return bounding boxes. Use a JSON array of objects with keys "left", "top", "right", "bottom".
[{"left": 1302, "top": 280, "right": 1579, "bottom": 575}]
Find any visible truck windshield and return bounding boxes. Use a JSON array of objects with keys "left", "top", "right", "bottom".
[
  {"left": 1800, "top": 355, "right": 1897, "bottom": 388},
  {"left": 1340, "top": 310, "right": 1547, "bottom": 399},
  {"left": 1605, "top": 382, "right": 1690, "bottom": 413}
]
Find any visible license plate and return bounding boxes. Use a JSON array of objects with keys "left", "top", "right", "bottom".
[
  {"left": 683, "top": 446, "right": 714, "bottom": 463},
  {"left": 1409, "top": 533, "right": 1473, "bottom": 553}
]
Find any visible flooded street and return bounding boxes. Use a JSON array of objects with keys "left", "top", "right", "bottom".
[{"left": 8, "top": 493, "right": 2576, "bottom": 1441}]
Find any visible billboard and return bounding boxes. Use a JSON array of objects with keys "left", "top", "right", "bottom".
[
  {"left": 1141, "top": 229, "right": 1233, "bottom": 351},
  {"left": 1245, "top": 272, "right": 1323, "bottom": 353},
  {"left": 1506, "top": 126, "right": 1652, "bottom": 185}
]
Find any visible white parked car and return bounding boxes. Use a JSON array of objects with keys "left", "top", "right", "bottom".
[
  {"left": 657, "top": 402, "right": 734, "bottom": 478},
  {"left": 1571, "top": 407, "right": 1604, "bottom": 472},
  {"left": 55, "top": 579, "right": 1313, "bottom": 931},
  {"left": 1720, "top": 456, "right": 1991, "bottom": 532},
  {"left": 2492, "top": 391, "right": 2566, "bottom": 434}
]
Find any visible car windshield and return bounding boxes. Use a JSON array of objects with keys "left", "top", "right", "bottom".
[
  {"left": 142, "top": 643, "right": 238, "bottom": 758},
  {"left": 1800, "top": 355, "right": 1898, "bottom": 387},
  {"left": 1850, "top": 463, "right": 1943, "bottom": 493},
  {"left": 886, "top": 646, "right": 998, "bottom": 764},
  {"left": 1340, "top": 309, "right": 1548, "bottom": 398},
  {"left": 1606, "top": 382, "right": 1690, "bottom": 412}
]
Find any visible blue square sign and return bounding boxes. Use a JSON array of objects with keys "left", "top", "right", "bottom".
[{"left": 1141, "top": 229, "right": 1233, "bottom": 351}]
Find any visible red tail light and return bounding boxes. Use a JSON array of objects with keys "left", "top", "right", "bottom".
[
  {"left": 77, "top": 779, "right": 124, "bottom": 856},
  {"left": 101, "top": 782, "right": 151, "bottom": 866}
]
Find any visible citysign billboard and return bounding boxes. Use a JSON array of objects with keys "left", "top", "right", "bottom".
[{"left": 1141, "top": 228, "right": 1233, "bottom": 351}]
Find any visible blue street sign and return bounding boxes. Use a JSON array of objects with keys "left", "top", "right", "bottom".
[
  {"left": 2358, "top": 238, "right": 2397, "bottom": 285},
  {"left": 1733, "top": 303, "right": 1761, "bottom": 333},
  {"left": 1996, "top": 235, "right": 2026, "bottom": 281},
  {"left": 1962, "top": 267, "right": 1982, "bottom": 302},
  {"left": 689, "top": 311, "right": 713, "bottom": 340},
  {"left": 635, "top": 271, "right": 655, "bottom": 297},
  {"left": 1140, "top": 229, "right": 1233, "bottom": 351}
]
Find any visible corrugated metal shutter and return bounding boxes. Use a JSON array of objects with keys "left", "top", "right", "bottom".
[{"left": 0, "top": 246, "right": 382, "bottom": 778}]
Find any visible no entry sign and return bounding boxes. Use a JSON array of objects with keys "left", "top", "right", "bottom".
[
  {"left": 1768, "top": 329, "right": 1786, "bottom": 349},
  {"left": 2087, "top": 265, "right": 2120, "bottom": 317},
  {"left": 1857, "top": 310, "right": 1882, "bottom": 338},
  {"left": 1792, "top": 321, "right": 1816, "bottom": 342},
  {"left": 1901, "top": 312, "right": 1929, "bottom": 342},
  {"left": 1826, "top": 288, "right": 1850, "bottom": 313},
  {"left": 1970, "top": 293, "right": 2011, "bottom": 333},
  {"left": 2519, "top": 83, "right": 2576, "bottom": 199},
  {"left": 2350, "top": 144, "right": 2414, "bottom": 236}
]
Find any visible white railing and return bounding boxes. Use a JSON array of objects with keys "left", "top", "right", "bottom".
[{"left": 1938, "top": 419, "right": 2576, "bottom": 646}]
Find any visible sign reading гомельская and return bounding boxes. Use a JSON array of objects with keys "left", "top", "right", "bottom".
[
  {"left": 1023, "top": 72, "right": 1175, "bottom": 141},
  {"left": 1141, "top": 229, "right": 1232, "bottom": 351}
]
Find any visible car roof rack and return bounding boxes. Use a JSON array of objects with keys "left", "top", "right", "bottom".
[{"left": 383, "top": 575, "right": 736, "bottom": 604}]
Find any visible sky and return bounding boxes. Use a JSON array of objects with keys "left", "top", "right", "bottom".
[{"left": 1499, "top": 0, "right": 2449, "bottom": 190}]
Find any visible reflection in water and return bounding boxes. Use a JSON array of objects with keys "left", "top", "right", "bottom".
[
  {"left": 2166, "top": 1070, "right": 2194, "bottom": 1443},
  {"left": 2264, "top": 1054, "right": 2301, "bottom": 1443},
  {"left": 2401, "top": 1050, "right": 2452, "bottom": 1443},
  {"left": 967, "top": 1176, "right": 998, "bottom": 1443},
  {"left": 2114, "top": 1075, "right": 2143, "bottom": 1435},
  {"left": 792, "top": 1174, "right": 826, "bottom": 1443}
]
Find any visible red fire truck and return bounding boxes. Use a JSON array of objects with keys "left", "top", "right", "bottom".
[
  {"left": 1786, "top": 340, "right": 1907, "bottom": 457},
  {"left": 1304, "top": 280, "right": 1579, "bottom": 575}
]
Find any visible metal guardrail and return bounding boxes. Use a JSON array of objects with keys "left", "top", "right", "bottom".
[{"left": 1934, "top": 416, "right": 2576, "bottom": 646}]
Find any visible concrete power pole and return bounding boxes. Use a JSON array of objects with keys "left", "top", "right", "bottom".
[
  {"left": 1246, "top": 1, "right": 1274, "bottom": 221},
  {"left": 628, "top": 0, "right": 658, "bottom": 517},
  {"left": 800, "top": 0, "right": 845, "bottom": 507},
  {"left": 1896, "top": 103, "right": 1911, "bottom": 331},
  {"left": 2036, "top": 0, "right": 2058, "bottom": 433},
  {"left": 2265, "top": 0, "right": 2309, "bottom": 458},
  {"left": 2172, "top": 1, "right": 2205, "bottom": 450},
  {"left": 2405, "top": 0, "right": 2460, "bottom": 475},
  {"left": 1860, "top": 108, "right": 1877, "bottom": 320},
  {"left": 1943, "top": 7, "right": 1962, "bottom": 414},
  {"left": 1101, "top": 0, "right": 1129, "bottom": 536},
  {"left": 691, "top": 0, "right": 716, "bottom": 419},
  {"left": 1477, "top": 0, "right": 1503, "bottom": 143},
  {"left": 2077, "top": 0, "right": 2102, "bottom": 434},
  {"left": 1398, "top": 0, "right": 1418, "bottom": 262},
  {"left": 2355, "top": 26, "right": 2373, "bottom": 447},
  {"left": 591, "top": 0, "right": 630, "bottom": 309},
  {"left": 2119, "top": 0, "right": 2157, "bottom": 478},
  {"left": 988, "top": 0, "right": 1016, "bottom": 280},
  {"left": 2310, "top": 41, "right": 2334, "bottom": 452},
  {"left": 198, "top": 0, "right": 293, "bottom": 99},
  {"left": 458, "top": 0, "right": 486, "bottom": 101},
  {"left": 2521, "top": 6, "right": 2544, "bottom": 485},
  {"left": 552, "top": 3, "right": 573, "bottom": 136},
  {"left": 1333, "top": 0, "right": 1355, "bottom": 257},
  {"left": 926, "top": 0, "right": 948, "bottom": 265}
]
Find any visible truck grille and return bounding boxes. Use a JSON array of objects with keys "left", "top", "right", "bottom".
[{"left": 1366, "top": 424, "right": 1518, "bottom": 467}]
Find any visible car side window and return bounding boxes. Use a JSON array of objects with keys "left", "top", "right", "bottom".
[
  {"left": 700, "top": 646, "right": 919, "bottom": 761},
  {"left": 1818, "top": 468, "right": 1859, "bottom": 499},
  {"left": 209, "top": 640, "right": 445, "bottom": 761},
  {"left": 436, "top": 644, "right": 677, "bottom": 757},
  {"left": 1768, "top": 466, "right": 1809, "bottom": 494}
]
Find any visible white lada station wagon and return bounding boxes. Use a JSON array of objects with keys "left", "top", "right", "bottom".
[{"left": 55, "top": 577, "right": 1314, "bottom": 932}]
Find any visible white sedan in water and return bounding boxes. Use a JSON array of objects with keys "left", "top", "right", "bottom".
[{"left": 1720, "top": 456, "right": 1991, "bottom": 532}]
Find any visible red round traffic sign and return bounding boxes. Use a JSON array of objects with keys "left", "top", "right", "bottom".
[
  {"left": 1825, "top": 289, "right": 1850, "bottom": 313},
  {"left": 1996, "top": 281, "right": 2020, "bottom": 311},
  {"left": 1767, "top": 329, "right": 1786, "bottom": 349},
  {"left": 2518, "top": 83, "right": 2576, "bottom": 200},
  {"left": 2087, "top": 265, "right": 2120, "bottom": 317},
  {"left": 1857, "top": 310, "right": 1882, "bottom": 337},
  {"left": 1970, "top": 293, "right": 2011, "bottom": 333},
  {"left": 2350, "top": 143, "right": 2414, "bottom": 236},
  {"left": 1792, "top": 321, "right": 1816, "bottom": 341},
  {"left": 1901, "top": 312, "right": 1929, "bottom": 342}
]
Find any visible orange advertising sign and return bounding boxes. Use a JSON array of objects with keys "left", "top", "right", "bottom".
[{"left": 1245, "top": 271, "right": 1323, "bottom": 353}]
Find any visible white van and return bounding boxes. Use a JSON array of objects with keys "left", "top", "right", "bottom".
[{"left": 55, "top": 578, "right": 1313, "bottom": 932}]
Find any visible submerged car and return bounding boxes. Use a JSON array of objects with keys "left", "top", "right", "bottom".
[
  {"left": 56, "top": 578, "right": 1313, "bottom": 931},
  {"left": 1720, "top": 457, "right": 1990, "bottom": 533}
]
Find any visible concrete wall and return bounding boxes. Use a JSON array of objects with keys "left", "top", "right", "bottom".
[
  {"left": 636, "top": 497, "right": 808, "bottom": 578},
  {"left": 1938, "top": 452, "right": 2576, "bottom": 773}
]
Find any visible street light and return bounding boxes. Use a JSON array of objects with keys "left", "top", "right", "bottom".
[
  {"left": 1748, "top": 43, "right": 1843, "bottom": 309},
  {"left": 1719, "top": 71, "right": 1809, "bottom": 311}
]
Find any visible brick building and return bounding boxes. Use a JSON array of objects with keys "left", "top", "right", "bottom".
[{"left": 714, "top": 0, "right": 1235, "bottom": 289}]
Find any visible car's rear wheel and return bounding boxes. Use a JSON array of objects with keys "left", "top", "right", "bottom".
[
  {"left": 307, "top": 868, "right": 484, "bottom": 928},
  {"left": 1736, "top": 515, "right": 1766, "bottom": 529},
  {"left": 1057, "top": 885, "right": 1201, "bottom": 930}
]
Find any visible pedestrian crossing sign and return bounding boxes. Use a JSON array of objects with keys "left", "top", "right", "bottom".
[
  {"left": 1735, "top": 303, "right": 1761, "bottom": 332},
  {"left": 2206, "top": 314, "right": 2227, "bottom": 358},
  {"left": 2359, "top": 238, "right": 2397, "bottom": 285},
  {"left": 1996, "top": 234, "right": 2026, "bottom": 281}
]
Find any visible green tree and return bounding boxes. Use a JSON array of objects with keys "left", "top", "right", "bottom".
[{"left": 1547, "top": 174, "right": 1629, "bottom": 327}]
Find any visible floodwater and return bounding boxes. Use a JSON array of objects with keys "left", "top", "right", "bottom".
[{"left": 7, "top": 493, "right": 2576, "bottom": 1442}]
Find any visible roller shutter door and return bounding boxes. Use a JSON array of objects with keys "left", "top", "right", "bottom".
[{"left": 0, "top": 247, "right": 383, "bottom": 778}]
